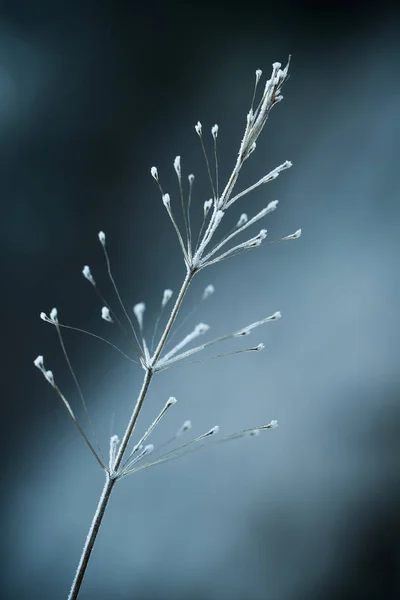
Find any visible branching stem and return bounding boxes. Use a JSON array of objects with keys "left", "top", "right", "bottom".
[{"left": 67, "top": 268, "right": 194, "bottom": 600}]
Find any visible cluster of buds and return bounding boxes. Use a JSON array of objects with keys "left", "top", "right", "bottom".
[
  {"left": 150, "top": 58, "right": 300, "bottom": 274},
  {"left": 34, "top": 59, "right": 298, "bottom": 478}
]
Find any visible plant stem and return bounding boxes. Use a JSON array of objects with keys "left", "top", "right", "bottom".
[
  {"left": 67, "top": 475, "right": 116, "bottom": 600},
  {"left": 67, "top": 268, "right": 194, "bottom": 599}
]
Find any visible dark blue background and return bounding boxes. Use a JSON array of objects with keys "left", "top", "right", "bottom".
[{"left": 1, "top": 1, "right": 399, "bottom": 599}]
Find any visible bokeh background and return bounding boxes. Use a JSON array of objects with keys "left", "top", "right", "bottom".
[{"left": 1, "top": 1, "right": 400, "bottom": 598}]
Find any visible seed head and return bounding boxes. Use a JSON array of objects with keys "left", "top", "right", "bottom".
[
  {"left": 133, "top": 302, "right": 146, "bottom": 331},
  {"left": 237, "top": 213, "right": 248, "bottom": 227},
  {"left": 82, "top": 265, "right": 95, "bottom": 285},
  {"left": 282, "top": 229, "right": 302, "bottom": 240},
  {"left": 161, "top": 289, "right": 173, "bottom": 308},
  {"left": 101, "top": 307, "right": 113, "bottom": 323},
  {"left": 195, "top": 121, "right": 202, "bottom": 136},
  {"left": 202, "top": 284, "right": 215, "bottom": 300}
]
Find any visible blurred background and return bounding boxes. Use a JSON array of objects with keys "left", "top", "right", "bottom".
[{"left": 1, "top": 1, "right": 400, "bottom": 598}]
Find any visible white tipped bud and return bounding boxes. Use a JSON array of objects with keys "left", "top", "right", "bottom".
[
  {"left": 162, "top": 193, "right": 171, "bottom": 209},
  {"left": 188, "top": 173, "right": 195, "bottom": 184},
  {"left": 34, "top": 355, "right": 44, "bottom": 368},
  {"left": 267, "top": 420, "right": 278, "bottom": 429},
  {"left": 151, "top": 166, "right": 159, "bottom": 181},
  {"left": 40, "top": 311, "right": 57, "bottom": 324},
  {"left": 203, "top": 199, "right": 212, "bottom": 216},
  {"left": 206, "top": 425, "right": 219, "bottom": 436},
  {"left": 254, "top": 343, "right": 265, "bottom": 351},
  {"left": 248, "top": 142, "right": 256, "bottom": 155},
  {"left": 255, "top": 69, "right": 262, "bottom": 84},
  {"left": 166, "top": 396, "right": 177, "bottom": 408},
  {"left": 98, "top": 231, "right": 106, "bottom": 245},
  {"left": 261, "top": 161, "right": 292, "bottom": 185},
  {"left": 133, "top": 302, "right": 146, "bottom": 330},
  {"left": 45, "top": 370, "right": 55, "bottom": 386},
  {"left": 82, "top": 265, "right": 95, "bottom": 285},
  {"left": 237, "top": 213, "right": 248, "bottom": 227},
  {"left": 177, "top": 420, "right": 192, "bottom": 436},
  {"left": 161, "top": 289, "right": 173, "bottom": 308},
  {"left": 234, "top": 311, "right": 281, "bottom": 338},
  {"left": 202, "top": 284, "right": 215, "bottom": 300},
  {"left": 195, "top": 121, "right": 202, "bottom": 135},
  {"left": 245, "top": 229, "right": 267, "bottom": 249},
  {"left": 211, "top": 124, "right": 219, "bottom": 139},
  {"left": 272, "top": 61, "right": 281, "bottom": 71},
  {"left": 270, "top": 311, "right": 281, "bottom": 320},
  {"left": 34, "top": 355, "right": 55, "bottom": 386},
  {"left": 266, "top": 200, "right": 279, "bottom": 213},
  {"left": 143, "top": 444, "right": 154, "bottom": 456},
  {"left": 174, "top": 156, "right": 181, "bottom": 181},
  {"left": 282, "top": 229, "right": 301, "bottom": 240},
  {"left": 194, "top": 323, "right": 209, "bottom": 335},
  {"left": 101, "top": 306, "right": 113, "bottom": 323}
]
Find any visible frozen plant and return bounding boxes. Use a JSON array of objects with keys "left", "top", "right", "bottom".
[{"left": 34, "top": 58, "right": 301, "bottom": 599}]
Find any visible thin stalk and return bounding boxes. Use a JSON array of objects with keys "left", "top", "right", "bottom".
[
  {"left": 67, "top": 475, "right": 116, "bottom": 600},
  {"left": 151, "top": 268, "right": 194, "bottom": 367},
  {"left": 67, "top": 267, "right": 194, "bottom": 600}
]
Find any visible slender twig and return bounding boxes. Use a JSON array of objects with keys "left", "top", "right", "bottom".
[{"left": 67, "top": 268, "right": 194, "bottom": 599}]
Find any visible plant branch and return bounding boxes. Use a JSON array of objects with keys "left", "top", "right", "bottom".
[{"left": 67, "top": 268, "right": 194, "bottom": 599}]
